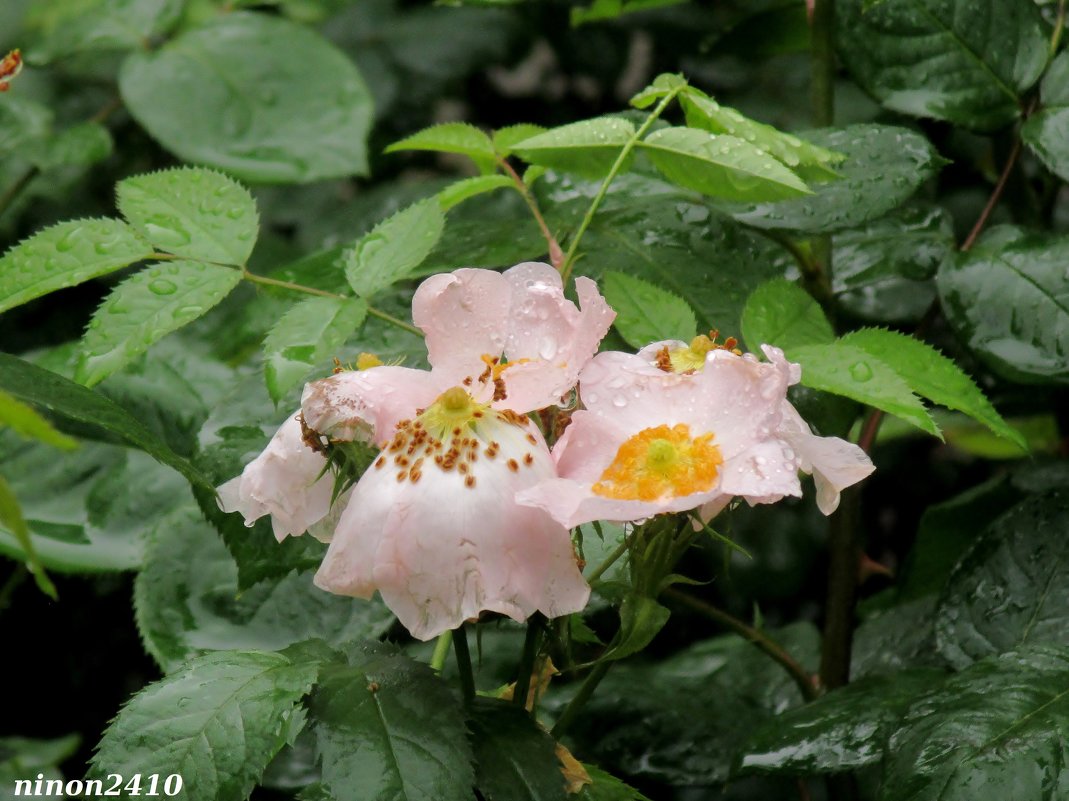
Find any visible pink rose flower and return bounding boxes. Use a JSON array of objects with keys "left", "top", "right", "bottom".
[
  {"left": 516, "top": 340, "right": 873, "bottom": 527},
  {"left": 217, "top": 264, "right": 614, "bottom": 640}
]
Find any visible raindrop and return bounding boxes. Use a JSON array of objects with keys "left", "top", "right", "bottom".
[
  {"left": 148, "top": 279, "right": 178, "bottom": 295},
  {"left": 849, "top": 361, "right": 873, "bottom": 382}
]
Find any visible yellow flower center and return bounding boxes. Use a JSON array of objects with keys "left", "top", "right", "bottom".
[
  {"left": 419, "top": 386, "right": 484, "bottom": 439},
  {"left": 592, "top": 423, "right": 722, "bottom": 501},
  {"left": 657, "top": 333, "right": 742, "bottom": 374},
  {"left": 356, "top": 352, "right": 384, "bottom": 370}
]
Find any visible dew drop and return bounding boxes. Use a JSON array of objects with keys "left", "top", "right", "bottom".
[
  {"left": 849, "top": 361, "right": 873, "bottom": 382},
  {"left": 148, "top": 279, "right": 178, "bottom": 295}
]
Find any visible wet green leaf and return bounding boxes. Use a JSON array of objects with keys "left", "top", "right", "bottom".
[
  {"left": 739, "top": 669, "right": 947, "bottom": 775},
  {"left": 839, "top": 328, "right": 1024, "bottom": 450},
  {"left": 436, "top": 175, "right": 513, "bottom": 211},
  {"left": 120, "top": 11, "right": 373, "bottom": 183},
  {"left": 312, "top": 647, "right": 474, "bottom": 801},
  {"left": 839, "top": 0, "right": 1046, "bottom": 130},
  {"left": 898, "top": 476, "right": 1020, "bottom": 602},
  {"left": 603, "top": 595, "right": 671, "bottom": 662},
  {"left": 937, "top": 227, "right": 1069, "bottom": 385},
  {"left": 91, "top": 651, "right": 319, "bottom": 801},
  {"left": 577, "top": 765, "right": 652, "bottom": 800},
  {"left": 25, "top": 0, "right": 184, "bottom": 62},
  {"left": 741, "top": 278, "right": 834, "bottom": 353},
  {"left": 0, "top": 389, "right": 77, "bottom": 449},
  {"left": 1023, "top": 52, "right": 1069, "bottom": 182},
  {"left": 936, "top": 490, "right": 1069, "bottom": 669},
  {"left": 723, "top": 125, "right": 943, "bottom": 233},
  {"left": 881, "top": 645, "right": 1069, "bottom": 801},
  {"left": 639, "top": 127, "right": 811, "bottom": 201},
  {"left": 568, "top": 195, "right": 789, "bottom": 338},
  {"left": 469, "top": 697, "right": 567, "bottom": 801},
  {"left": 0, "top": 353, "right": 212, "bottom": 489},
  {"left": 385, "top": 121, "right": 496, "bottom": 163},
  {"left": 76, "top": 261, "right": 242, "bottom": 387},
  {"left": 560, "top": 623, "right": 819, "bottom": 785},
  {"left": 135, "top": 505, "right": 394, "bottom": 673},
  {"left": 512, "top": 117, "right": 636, "bottom": 178},
  {"left": 0, "top": 219, "right": 152, "bottom": 315},
  {"left": 344, "top": 198, "right": 445, "bottom": 299},
  {"left": 680, "top": 89, "right": 843, "bottom": 181},
  {"left": 492, "top": 124, "right": 547, "bottom": 155},
  {"left": 263, "top": 296, "right": 368, "bottom": 403},
  {"left": 832, "top": 204, "right": 952, "bottom": 323},
  {"left": 117, "top": 168, "right": 260, "bottom": 266},
  {"left": 0, "top": 437, "right": 188, "bottom": 572},
  {"left": 602, "top": 270, "right": 696, "bottom": 349},
  {"left": 788, "top": 342, "right": 940, "bottom": 437},
  {"left": 852, "top": 596, "right": 944, "bottom": 679}
]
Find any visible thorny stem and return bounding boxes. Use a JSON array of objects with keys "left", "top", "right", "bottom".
[
  {"left": 453, "top": 624, "right": 476, "bottom": 703},
  {"left": 240, "top": 269, "right": 424, "bottom": 337},
  {"left": 664, "top": 587, "right": 819, "bottom": 701},
  {"left": 559, "top": 85, "right": 685, "bottom": 285},
  {"left": 512, "top": 613, "right": 545, "bottom": 710},
  {"left": 430, "top": 630, "right": 453, "bottom": 673},
  {"left": 499, "top": 157, "right": 563, "bottom": 270}
]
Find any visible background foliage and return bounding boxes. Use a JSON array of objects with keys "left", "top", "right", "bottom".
[{"left": 2, "top": 0, "right": 1068, "bottom": 800}]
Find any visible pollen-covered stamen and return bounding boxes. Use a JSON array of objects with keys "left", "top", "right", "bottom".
[
  {"left": 592, "top": 423, "right": 722, "bottom": 501},
  {"left": 663, "top": 332, "right": 743, "bottom": 373},
  {"left": 0, "top": 49, "right": 23, "bottom": 93},
  {"left": 378, "top": 386, "right": 540, "bottom": 487}
]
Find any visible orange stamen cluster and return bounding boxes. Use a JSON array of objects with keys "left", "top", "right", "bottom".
[{"left": 593, "top": 423, "right": 722, "bottom": 501}]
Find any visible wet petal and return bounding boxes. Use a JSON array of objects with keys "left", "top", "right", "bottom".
[
  {"left": 217, "top": 413, "right": 332, "bottom": 540},
  {"left": 315, "top": 410, "right": 588, "bottom": 640},
  {"left": 779, "top": 402, "right": 874, "bottom": 515},
  {"left": 412, "top": 268, "right": 511, "bottom": 382},
  {"left": 301, "top": 366, "right": 442, "bottom": 445},
  {"left": 498, "top": 265, "right": 615, "bottom": 412}
]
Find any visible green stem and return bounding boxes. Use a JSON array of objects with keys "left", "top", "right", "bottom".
[
  {"left": 1051, "top": 0, "right": 1066, "bottom": 59},
  {"left": 819, "top": 487, "right": 860, "bottom": 692},
  {"left": 559, "top": 85, "right": 685, "bottom": 284},
  {"left": 430, "top": 630, "right": 453, "bottom": 673},
  {"left": 453, "top": 624, "right": 476, "bottom": 703},
  {"left": 810, "top": 0, "right": 836, "bottom": 128},
  {"left": 551, "top": 660, "right": 612, "bottom": 738},
  {"left": 240, "top": 269, "right": 424, "bottom": 337},
  {"left": 586, "top": 534, "right": 630, "bottom": 583},
  {"left": 512, "top": 613, "right": 545, "bottom": 709},
  {"left": 664, "top": 587, "right": 818, "bottom": 701},
  {"left": 366, "top": 306, "right": 424, "bottom": 338},
  {"left": 498, "top": 157, "right": 563, "bottom": 270}
]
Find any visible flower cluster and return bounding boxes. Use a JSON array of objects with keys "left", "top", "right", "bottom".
[{"left": 219, "top": 264, "right": 873, "bottom": 640}]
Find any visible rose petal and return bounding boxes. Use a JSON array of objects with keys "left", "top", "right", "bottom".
[
  {"left": 301, "top": 366, "right": 442, "bottom": 445},
  {"left": 412, "top": 268, "right": 511, "bottom": 382},
  {"left": 316, "top": 411, "right": 589, "bottom": 640},
  {"left": 217, "top": 412, "right": 332, "bottom": 540}
]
